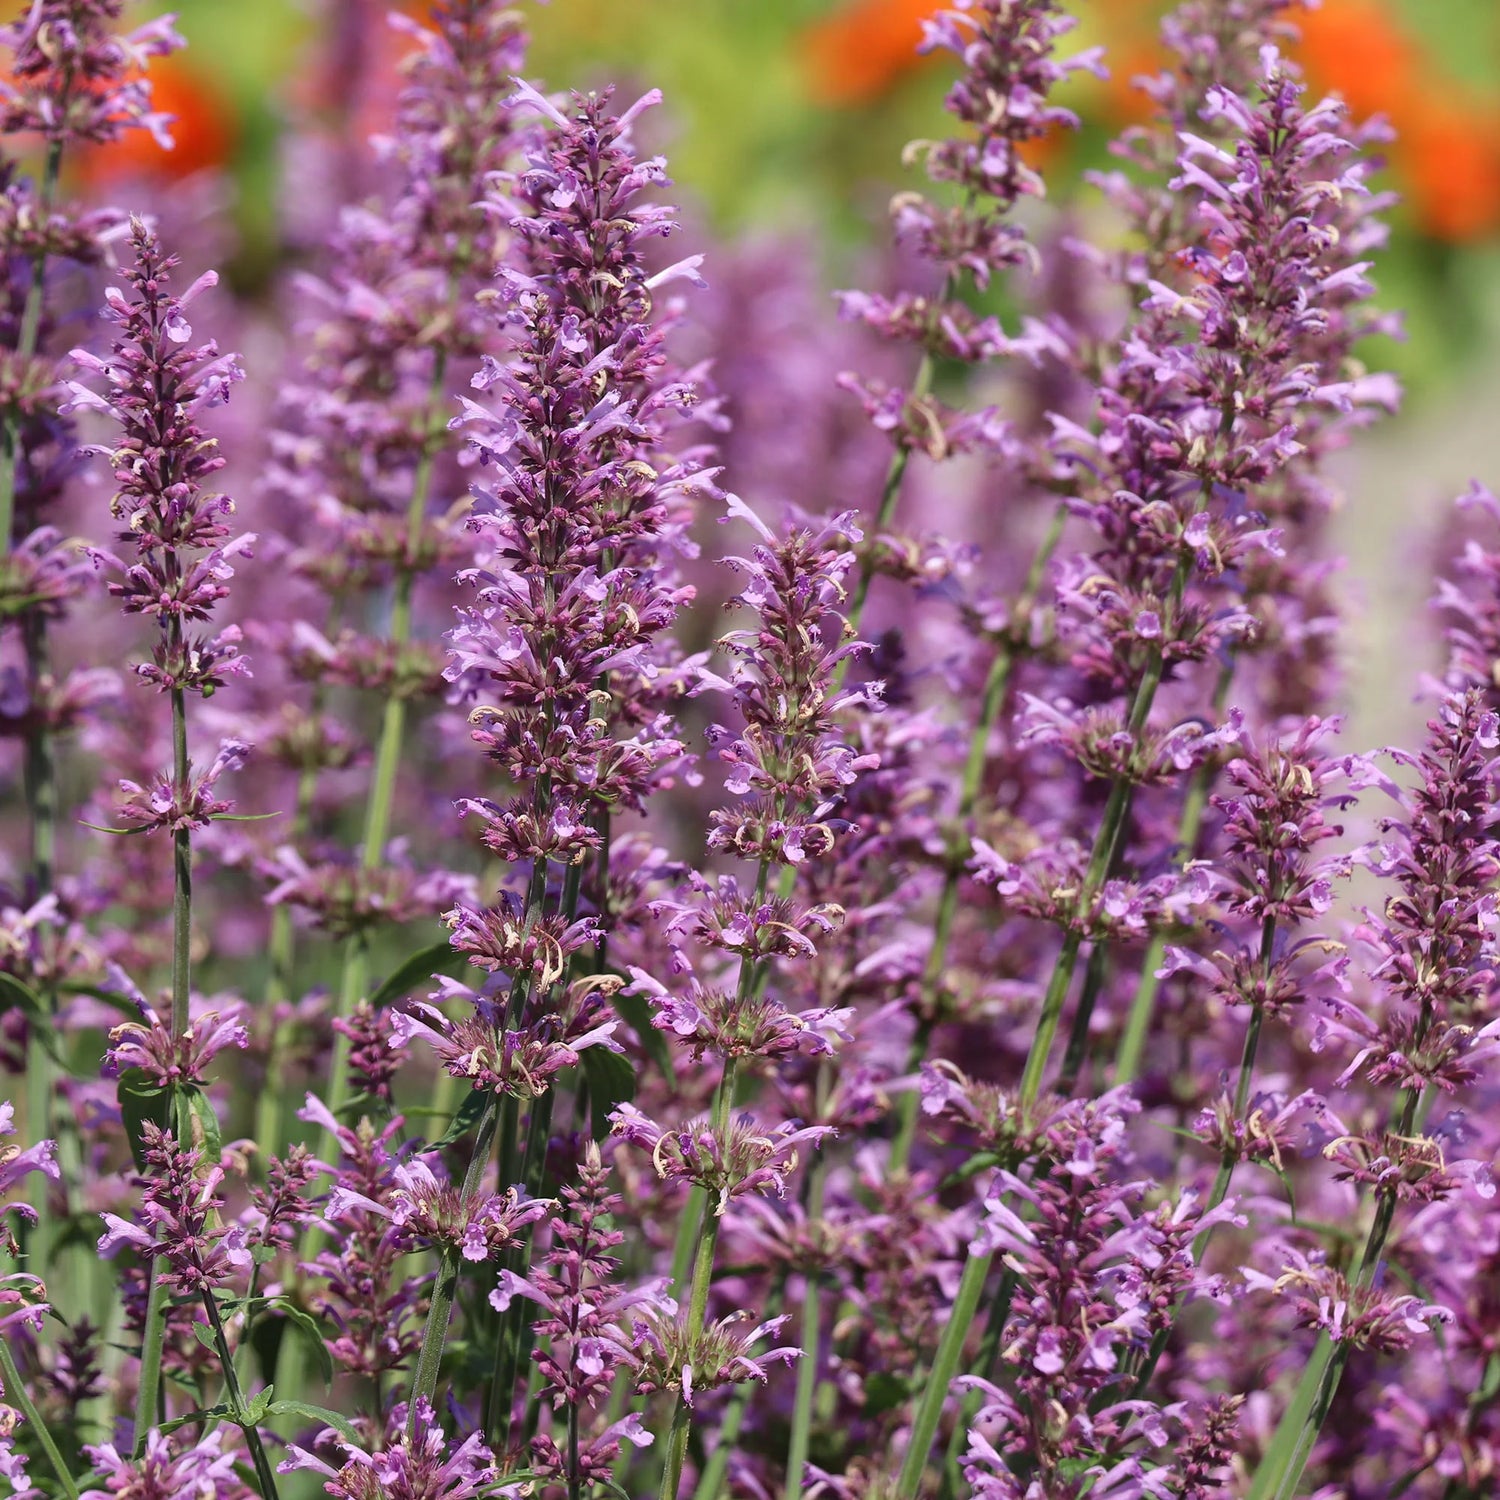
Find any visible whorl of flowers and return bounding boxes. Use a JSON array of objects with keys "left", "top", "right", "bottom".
[{"left": 280, "top": 1400, "right": 497, "bottom": 1500}]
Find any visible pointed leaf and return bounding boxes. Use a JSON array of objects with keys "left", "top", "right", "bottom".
[
  {"left": 431, "top": 1086, "right": 489, "bottom": 1150},
  {"left": 269, "top": 1298, "right": 334, "bottom": 1387},
  {"left": 117, "top": 1066, "right": 173, "bottom": 1171},
  {"left": 367, "top": 938, "right": 471, "bottom": 1011},
  {"left": 580, "top": 1047, "right": 636, "bottom": 1141},
  {"left": 267, "top": 1400, "right": 362, "bottom": 1446}
]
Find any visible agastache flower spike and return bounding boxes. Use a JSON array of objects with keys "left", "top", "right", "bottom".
[
  {"left": 0, "top": 0, "right": 184, "bottom": 1303},
  {"left": 66, "top": 220, "right": 276, "bottom": 1490}
]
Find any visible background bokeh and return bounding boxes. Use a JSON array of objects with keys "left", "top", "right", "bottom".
[{"left": 51, "top": 0, "right": 1500, "bottom": 745}]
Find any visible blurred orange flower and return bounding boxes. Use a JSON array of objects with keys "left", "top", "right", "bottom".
[
  {"left": 1297, "top": 0, "right": 1500, "bottom": 242},
  {"left": 74, "top": 52, "right": 237, "bottom": 184},
  {"left": 803, "top": 0, "right": 944, "bottom": 106}
]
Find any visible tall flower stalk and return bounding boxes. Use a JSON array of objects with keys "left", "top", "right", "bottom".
[
  {"left": 0, "top": 0, "right": 180, "bottom": 1280},
  {"left": 401, "top": 75, "right": 714, "bottom": 1444},
  {"left": 66, "top": 221, "right": 252, "bottom": 1455}
]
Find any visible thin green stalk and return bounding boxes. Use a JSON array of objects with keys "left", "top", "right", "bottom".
[
  {"left": 407, "top": 1093, "right": 500, "bottom": 1433},
  {"left": 782, "top": 1064, "right": 833, "bottom": 1500},
  {"left": 1056, "top": 940, "right": 1109, "bottom": 1096},
  {"left": 691, "top": 1275, "right": 786, "bottom": 1500},
  {"left": 658, "top": 1057, "right": 740, "bottom": 1500},
  {"left": 254, "top": 760, "right": 321, "bottom": 1156},
  {"left": 201, "top": 1291, "right": 281, "bottom": 1500},
  {"left": 135, "top": 645, "right": 195, "bottom": 1446},
  {"left": 1114, "top": 660, "right": 1235, "bottom": 1084},
  {"left": 889, "top": 507, "right": 1067, "bottom": 1168},
  {"left": 895, "top": 1247, "right": 993, "bottom": 1498},
  {"left": 844, "top": 348, "right": 937, "bottom": 638},
  {"left": 1248, "top": 1089, "right": 1419, "bottom": 1500},
  {"left": 0, "top": 1335, "right": 79, "bottom": 1500},
  {"left": 322, "top": 349, "right": 451, "bottom": 1126}
]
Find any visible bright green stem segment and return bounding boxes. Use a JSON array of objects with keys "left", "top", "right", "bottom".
[
  {"left": 1114, "top": 660, "right": 1234, "bottom": 1084},
  {"left": 844, "top": 347, "right": 936, "bottom": 640},
  {"left": 200, "top": 1290, "right": 281, "bottom": 1500},
  {"left": 323, "top": 349, "right": 450, "bottom": 1123},
  {"left": 407, "top": 1093, "right": 500, "bottom": 1432},
  {"left": 896, "top": 1247, "right": 992, "bottom": 1498},
  {"left": 692, "top": 1274, "right": 787, "bottom": 1500},
  {"left": 1249, "top": 1087, "right": 1419, "bottom": 1499},
  {"left": 889, "top": 508, "right": 1067, "bottom": 1168},
  {"left": 658, "top": 1058, "right": 739, "bottom": 1500},
  {"left": 782, "top": 1076, "right": 832, "bottom": 1500},
  {"left": 135, "top": 646, "right": 196, "bottom": 1446},
  {"left": 0, "top": 1335, "right": 79, "bottom": 1499}
]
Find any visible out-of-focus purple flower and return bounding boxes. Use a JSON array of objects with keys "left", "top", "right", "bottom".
[
  {"left": 79, "top": 1428, "right": 243, "bottom": 1500},
  {"left": 0, "top": 1098, "right": 58, "bottom": 1253},
  {"left": 0, "top": 1, "right": 183, "bottom": 147}
]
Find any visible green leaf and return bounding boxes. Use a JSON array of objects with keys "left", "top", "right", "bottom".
[
  {"left": 192, "top": 1321, "right": 220, "bottom": 1354},
  {"left": 241, "top": 1386, "right": 275, "bottom": 1428},
  {"left": 117, "top": 1067, "right": 173, "bottom": 1171},
  {"left": 431, "top": 1086, "right": 489, "bottom": 1150},
  {"left": 0, "top": 971, "right": 66, "bottom": 1066},
  {"left": 580, "top": 1047, "right": 636, "bottom": 1141},
  {"left": 608, "top": 981, "right": 675, "bottom": 1082},
  {"left": 156, "top": 1402, "right": 234, "bottom": 1435},
  {"left": 266, "top": 1400, "right": 362, "bottom": 1446},
  {"left": 862, "top": 1371, "right": 909, "bottom": 1417},
  {"left": 367, "top": 939, "right": 471, "bottom": 1011},
  {"left": 269, "top": 1299, "right": 334, "bottom": 1387},
  {"left": 187, "top": 1087, "right": 222, "bottom": 1162}
]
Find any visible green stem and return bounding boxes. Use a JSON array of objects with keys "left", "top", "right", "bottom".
[
  {"left": 322, "top": 348, "right": 450, "bottom": 1125},
  {"left": 407, "top": 1092, "right": 500, "bottom": 1433},
  {"left": 255, "top": 762, "right": 321, "bottom": 1157},
  {"left": 889, "top": 507, "right": 1067, "bottom": 1168},
  {"left": 1114, "top": 660, "right": 1234, "bottom": 1085},
  {"left": 658, "top": 1057, "right": 740, "bottom": 1500},
  {"left": 782, "top": 1065, "right": 832, "bottom": 1500},
  {"left": 691, "top": 1275, "right": 786, "bottom": 1500},
  {"left": 895, "top": 1248, "right": 993, "bottom": 1499},
  {"left": 135, "top": 649, "right": 194, "bottom": 1445},
  {"left": 0, "top": 1335, "right": 79, "bottom": 1500},
  {"left": 1056, "top": 940, "right": 1109, "bottom": 1096},
  {"left": 1248, "top": 1088, "right": 1419, "bottom": 1500},
  {"left": 844, "top": 350, "right": 936, "bottom": 640},
  {"left": 201, "top": 1291, "right": 281, "bottom": 1500}
]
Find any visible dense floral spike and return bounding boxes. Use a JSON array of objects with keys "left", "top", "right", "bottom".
[
  {"left": 67, "top": 221, "right": 249, "bottom": 711},
  {"left": 421, "top": 79, "right": 713, "bottom": 1101},
  {"left": 253, "top": 0, "right": 534, "bottom": 1155},
  {"left": 489, "top": 1143, "right": 663, "bottom": 1486}
]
